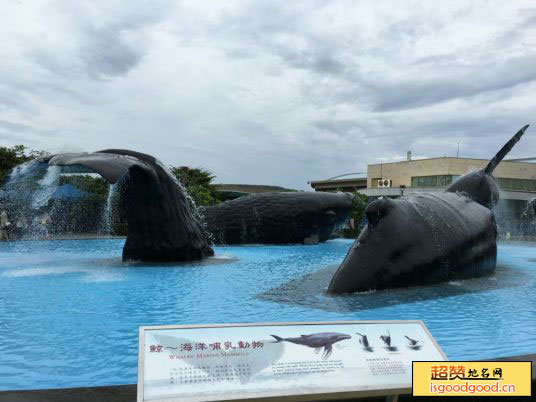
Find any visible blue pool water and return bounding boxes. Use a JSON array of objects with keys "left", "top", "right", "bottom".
[{"left": 0, "top": 238, "right": 535, "bottom": 390}]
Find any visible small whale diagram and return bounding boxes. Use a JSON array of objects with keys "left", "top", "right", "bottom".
[
  {"left": 270, "top": 332, "right": 351, "bottom": 359},
  {"left": 380, "top": 330, "right": 391, "bottom": 346},
  {"left": 405, "top": 335, "right": 423, "bottom": 350},
  {"left": 356, "top": 332, "right": 373, "bottom": 351},
  {"left": 380, "top": 330, "right": 398, "bottom": 351}
]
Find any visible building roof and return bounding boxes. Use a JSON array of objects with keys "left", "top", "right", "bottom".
[
  {"left": 214, "top": 184, "right": 297, "bottom": 193},
  {"left": 368, "top": 156, "right": 536, "bottom": 167},
  {"left": 309, "top": 156, "right": 536, "bottom": 197}
]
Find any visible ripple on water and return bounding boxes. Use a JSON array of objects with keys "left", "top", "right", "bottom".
[{"left": 0, "top": 239, "right": 535, "bottom": 389}]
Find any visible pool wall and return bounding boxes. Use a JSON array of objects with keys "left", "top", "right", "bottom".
[{"left": 0, "top": 354, "right": 533, "bottom": 401}]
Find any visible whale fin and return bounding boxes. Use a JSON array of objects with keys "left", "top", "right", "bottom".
[
  {"left": 365, "top": 197, "right": 393, "bottom": 227},
  {"left": 47, "top": 152, "right": 138, "bottom": 184},
  {"left": 270, "top": 335, "right": 284, "bottom": 343},
  {"left": 446, "top": 125, "right": 530, "bottom": 209},
  {"left": 322, "top": 343, "right": 333, "bottom": 359},
  {"left": 484, "top": 125, "right": 529, "bottom": 175}
]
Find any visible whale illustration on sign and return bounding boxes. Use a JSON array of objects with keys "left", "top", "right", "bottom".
[
  {"left": 404, "top": 335, "right": 423, "bottom": 350},
  {"left": 356, "top": 332, "right": 373, "bottom": 352},
  {"left": 380, "top": 329, "right": 398, "bottom": 351},
  {"left": 380, "top": 330, "right": 391, "bottom": 346},
  {"left": 404, "top": 335, "right": 421, "bottom": 346},
  {"left": 270, "top": 332, "right": 351, "bottom": 359},
  {"left": 327, "top": 125, "right": 530, "bottom": 294}
]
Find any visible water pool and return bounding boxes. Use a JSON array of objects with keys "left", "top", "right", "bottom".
[{"left": 0, "top": 238, "right": 535, "bottom": 390}]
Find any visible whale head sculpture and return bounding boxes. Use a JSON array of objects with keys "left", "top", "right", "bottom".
[
  {"left": 327, "top": 125, "right": 529, "bottom": 294},
  {"left": 42, "top": 149, "right": 214, "bottom": 262}
]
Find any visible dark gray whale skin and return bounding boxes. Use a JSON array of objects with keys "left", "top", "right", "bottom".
[
  {"left": 200, "top": 191, "right": 353, "bottom": 244},
  {"left": 328, "top": 125, "right": 529, "bottom": 294},
  {"left": 43, "top": 149, "right": 214, "bottom": 262}
]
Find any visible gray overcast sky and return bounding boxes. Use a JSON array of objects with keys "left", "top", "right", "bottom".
[{"left": 1, "top": 1, "right": 535, "bottom": 190}]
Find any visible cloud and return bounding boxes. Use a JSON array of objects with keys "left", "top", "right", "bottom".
[
  {"left": 0, "top": 119, "right": 57, "bottom": 145},
  {"left": 0, "top": 0, "right": 535, "bottom": 189},
  {"left": 0, "top": 119, "right": 56, "bottom": 135},
  {"left": 78, "top": 25, "right": 144, "bottom": 79},
  {"left": 361, "top": 54, "right": 536, "bottom": 111},
  {"left": 26, "top": 0, "right": 171, "bottom": 80}
]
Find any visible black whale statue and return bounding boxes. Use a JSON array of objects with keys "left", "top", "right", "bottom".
[
  {"left": 42, "top": 149, "right": 214, "bottom": 262},
  {"left": 328, "top": 125, "right": 530, "bottom": 294},
  {"left": 200, "top": 191, "right": 353, "bottom": 244}
]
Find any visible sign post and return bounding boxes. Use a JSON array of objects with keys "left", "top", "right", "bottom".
[{"left": 138, "top": 320, "right": 446, "bottom": 402}]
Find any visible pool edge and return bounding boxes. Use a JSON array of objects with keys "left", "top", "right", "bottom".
[{"left": 0, "top": 353, "right": 534, "bottom": 401}]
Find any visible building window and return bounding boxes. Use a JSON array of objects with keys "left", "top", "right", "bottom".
[
  {"left": 495, "top": 177, "right": 536, "bottom": 192},
  {"left": 411, "top": 175, "right": 456, "bottom": 187},
  {"left": 410, "top": 175, "right": 536, "bottom": 192}
]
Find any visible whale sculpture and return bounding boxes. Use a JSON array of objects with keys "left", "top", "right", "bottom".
[
  {"left": 270, "top": 332, "right": 351, "bottom": 359},
  {"left": 42, "top": 149, "right": 214, "bottom": 262},
  {"left": 328, "top": 125, "right": 529, "bottom": 294},
  {"left": 200, "top": 192, "right": 353, "bottom": 244}
]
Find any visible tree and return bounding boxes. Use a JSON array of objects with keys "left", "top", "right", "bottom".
[
  {"left": 0, "top": 145, "right": 28, "bottom": 181},
  {"left": 329, "top": 189, "right": 369, "bottom": 238},
  {"left": 350, "top": 192, "right": 369, "bottom": 226},
  {"left": 170, "top": 166, "right": 219, "bottom": 207},
  {"left": 0, "top": 145, "right": 47, "bottom": 182}
]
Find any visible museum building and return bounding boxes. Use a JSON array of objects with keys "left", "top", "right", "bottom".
[{"left": 309, "top": 156, "right": 536, "bottom": 236}]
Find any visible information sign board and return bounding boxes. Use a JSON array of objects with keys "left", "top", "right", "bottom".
[{"left": 138, "top": 320, "right": 446, "bottom": 401}]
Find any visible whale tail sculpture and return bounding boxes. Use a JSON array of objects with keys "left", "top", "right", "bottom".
[
  {"left": 484, "top": 125, "right": 529, "bottom": 174},
  {"left": 327, "top": 125, "right": 529, "bottom": 294},
  {"left": 99, "top": 149, "right": 213, "bottom": 262},
  {"left": 40, "top": 149, "right": 214, "bottom": 262},
  {"left": 446, "top": 125, "right": 529, "bottom": 208}
]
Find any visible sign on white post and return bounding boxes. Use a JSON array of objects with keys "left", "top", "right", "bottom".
[{"left": 138, "top": 320, "right": 446, "bottom": 402}]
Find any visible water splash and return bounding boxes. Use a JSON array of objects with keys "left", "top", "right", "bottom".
[
  {"left": 155, "top": 160, "right": 198, "bottom": 212},
  {"left": 1, "top": 160, "right": 120, "bottom": 240},
  {"left": 101, "top": 183, "right": 117, "bottom": 235},
  {"left": 6, "top": 160, "right": 39, "bottom": 182},
  {"left": 1, "top": 160, "right": 44, "bottom": 195},
  {"left": 155, "top": 160, "right": 214, "bottom": 244},
  {"left": 520, "top": 198, "right": 536, "bottom": 237},
  {"left": 32, "top": 165, "right": 61, "bottom": 209}
]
